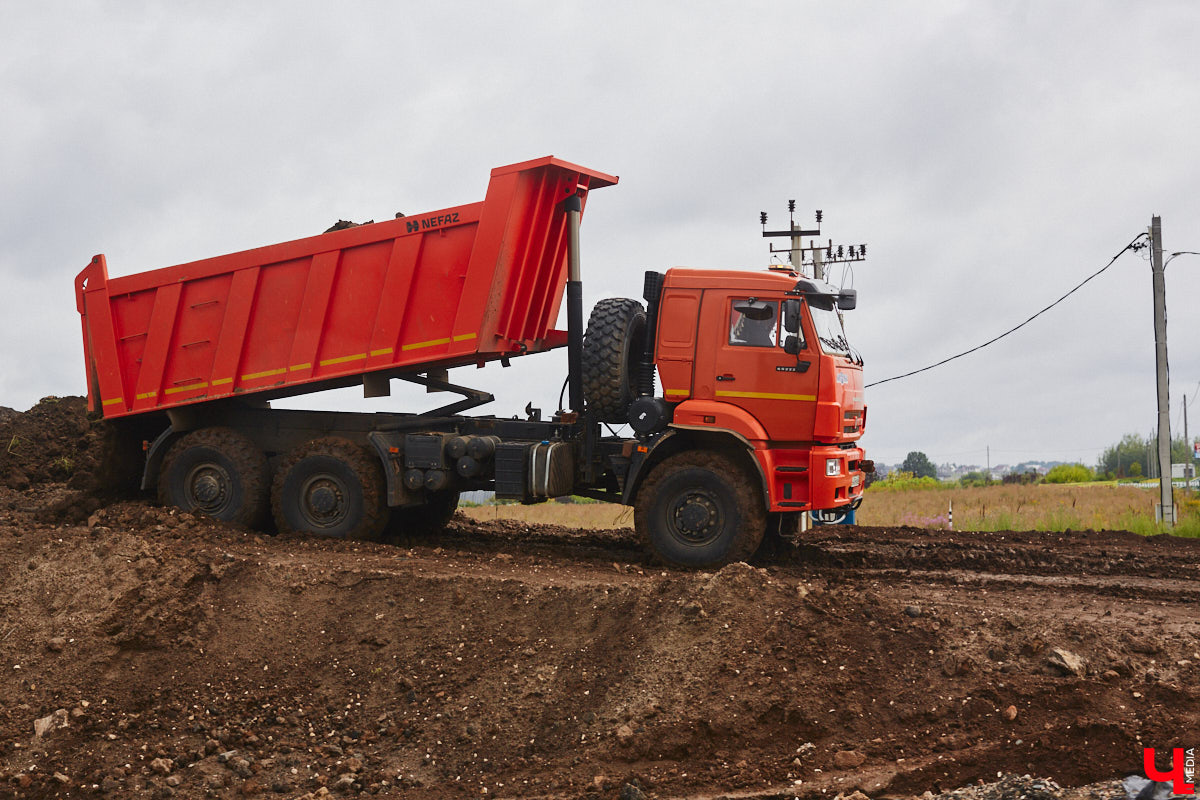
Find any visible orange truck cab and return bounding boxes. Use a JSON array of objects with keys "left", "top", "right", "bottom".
[
  {"left": 612, "top": 266, "right": 869, "bottom": 556},
  {"left": 654, "top": 268, "right": 867, "bottom": 512}
]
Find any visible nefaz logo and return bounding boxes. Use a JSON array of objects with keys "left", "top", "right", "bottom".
[
  {"left": 1144, "top": 747, "right": 1195, "bottom": 795},
  {"left": 405, "top": 212, "right": 460, "bottom": 234}
]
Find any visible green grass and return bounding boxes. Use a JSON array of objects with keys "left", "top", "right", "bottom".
[{"left": 861, "top": 483, "right": 1200, "bottom": 537}]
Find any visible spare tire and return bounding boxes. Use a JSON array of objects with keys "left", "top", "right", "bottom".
[{"left": 582, "top": 298, "right": 646, "bottom": 423}]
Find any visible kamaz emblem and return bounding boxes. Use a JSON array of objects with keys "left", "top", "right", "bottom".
[{"left": 836, "top": 372, "right": 849, "bottom": 385}]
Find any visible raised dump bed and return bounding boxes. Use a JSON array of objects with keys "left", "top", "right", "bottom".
[{"left": 75, "top": 156, "right": 618, "bottom": 419}]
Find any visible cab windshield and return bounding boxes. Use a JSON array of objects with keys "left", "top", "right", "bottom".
[{"left": 809, "top": 298, "right": 852, "bottom": 357}]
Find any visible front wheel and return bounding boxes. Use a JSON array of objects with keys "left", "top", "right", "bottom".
[
  {"left": 272, "top": 437, "right": 388, "bottom": 541},
  {"left": 634, "top": 452, "right": 766, "bottom": 568}
]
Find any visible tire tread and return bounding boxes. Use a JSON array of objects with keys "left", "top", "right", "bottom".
[{"left": 582, "top": 298, "right": 645, "bottom": 423}]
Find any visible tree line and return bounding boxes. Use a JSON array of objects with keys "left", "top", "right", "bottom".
[
  {"left": 893, "top": 433, "right": 1196, "bottom": 484},
  {"left": 1096, "top": 433, "right": 1194, "bottom": 479}
]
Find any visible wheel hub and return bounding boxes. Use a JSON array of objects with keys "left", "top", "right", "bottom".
[
  {"left": 309, "top": 485, "right": 338, "bottom": 514},
  {"left": 193, "top": 474, "right": 221, "bottom": 504},
  {"left": 300, "top": 476, "right": 347, "bottom": 527},
  {"left": 677, "top": 499, "right": 713, "bottom": 532},
  {"left": 185, "top": 464, "right": 230, "bottom": 513},
  {"left": 669, "top": 491, "right": 722, "bottom": 544}
]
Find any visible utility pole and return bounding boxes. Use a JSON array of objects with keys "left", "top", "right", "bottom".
[
  {"left": 761, "top": 206, "right": 864, "bottom": 282},
  {"left": 1150, "top": 216, "right": 1174, "bottom": 524},
  {"left": 1186, "top": 395, "right": 1193, "bottom": 484}
]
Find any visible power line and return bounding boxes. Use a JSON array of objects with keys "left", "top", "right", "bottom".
[{"left": 866, "top": 232, "right": 1149, "bottom": 389}]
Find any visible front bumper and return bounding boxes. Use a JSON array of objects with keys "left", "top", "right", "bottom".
[{"left": 760, "top": 445, "right": 867, "bottom": 512}]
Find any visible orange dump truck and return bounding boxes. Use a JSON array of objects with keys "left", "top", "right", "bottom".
[{"left": 76, "top": 156, "right": 870, "bottom": 567}]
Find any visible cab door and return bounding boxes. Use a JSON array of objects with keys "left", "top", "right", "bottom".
[{"left": 695, "top": 294, "right": 819, "bottom": 441}]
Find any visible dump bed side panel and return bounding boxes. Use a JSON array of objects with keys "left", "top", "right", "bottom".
[{"left": 76, "top": 157, "right": 617, "bottom": 419}]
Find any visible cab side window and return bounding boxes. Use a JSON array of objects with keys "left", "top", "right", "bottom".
[{"left": 728, "top": 299, "right": 779, "bottom": 347}]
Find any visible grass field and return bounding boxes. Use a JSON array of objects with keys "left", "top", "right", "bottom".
[
  {"left": 461, "top": 501, "right": 634, "bottom": 529},
  {"left": 857, "top": 482, "right": 1200, "bottom": 535},
  {"left": 460, "top": 484, "right": 1200, "bottom": 537}
]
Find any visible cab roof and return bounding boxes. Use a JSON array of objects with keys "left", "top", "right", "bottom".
[{"left": 664, "top": 267, "right": 841, "bottom": 297}]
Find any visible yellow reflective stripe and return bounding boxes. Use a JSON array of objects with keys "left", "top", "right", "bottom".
[
  {"left": 211, "top": 377, "right": 233, "bottom": 386},
  {"left": 715, "top": 390, "right": 816, "bottom": 402},
  {"left": 289, "top": 363, "right": 312, "bottom": 371},
  {"left": 136, "top": 392, "right": 156, "bottom": 400},
  {"left": 402, "top": 337, "right": 451, "bottom": 351},
  {"left": 369, "top": 348, "right": 393, "bottom": 357},
  {"left": 663, "top": 389, "right": 689, "bottom": 397},
  {"left": 101, "top": 397, "right": 124, "bottom": 406},
  {"left": 319, "top": 353, "right": 367, "bottom": 367},
  {"left": 241, "top": 367, "right": 287, "bottom": 381},
  {"left": 452, "top": 333, "right": 477, "bottom": 342},
  {"left": 164, "top": 382, "right": 208, "bottom": 395}
]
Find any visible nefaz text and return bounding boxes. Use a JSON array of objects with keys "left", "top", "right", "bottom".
[{"left": 406, "top": 212, "right": 460, "bottom": 233}]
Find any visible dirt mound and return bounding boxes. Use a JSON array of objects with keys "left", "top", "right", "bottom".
[
  {"left": 0, "top": 491, "right": 1197, "bottom": 799},
  {"left": 0, "top": 397, "right": 99, "bottom": 491},
  {"left": 0, "top": 397, "right": 152, "bottom": 526}
]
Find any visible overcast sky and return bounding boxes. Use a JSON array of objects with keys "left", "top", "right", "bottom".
[{"left": 3, "top": 1, "right": 1199, "bottom": 468}]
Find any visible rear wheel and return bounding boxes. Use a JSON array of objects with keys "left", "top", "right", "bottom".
[
  {"left": 635, "top": 451, "right": 765, "bottom": 568},
  {"left": 158, "top": 427, "right": 269, "bottom": 527},
  {"left": 271, "top": 437, "right": 388, "bottom": 540}
]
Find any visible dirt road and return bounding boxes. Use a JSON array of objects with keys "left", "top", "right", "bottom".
[{"left": 0, "top": 400, "right": 1197, "bottom": 799}]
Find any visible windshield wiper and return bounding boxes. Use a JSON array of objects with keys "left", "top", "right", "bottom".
[{"left": 819, "top": 335, "right": 851, "bottom": 354}]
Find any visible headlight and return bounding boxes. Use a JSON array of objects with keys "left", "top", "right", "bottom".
[{"left": 825, "top": 458, "right": 840, "bottom": 477}]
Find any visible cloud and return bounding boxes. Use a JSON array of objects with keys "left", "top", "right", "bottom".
[{"left": 2, "top": 1, "right": 1199, "bottom": 469}]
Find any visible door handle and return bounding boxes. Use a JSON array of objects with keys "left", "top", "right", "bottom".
[{"left": 716, "top": 374, "right": 735, "bottom": 382}]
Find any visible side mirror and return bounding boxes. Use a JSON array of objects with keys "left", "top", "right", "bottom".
[
  {"left": 782, "top": 299, "right": 801, "bottom": 333},
  {"left": 837, "top": 289, "right": 857, "bottom": 310},
  {"left": 783, "top": 335, "right": 802, "bottom": 355}
]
